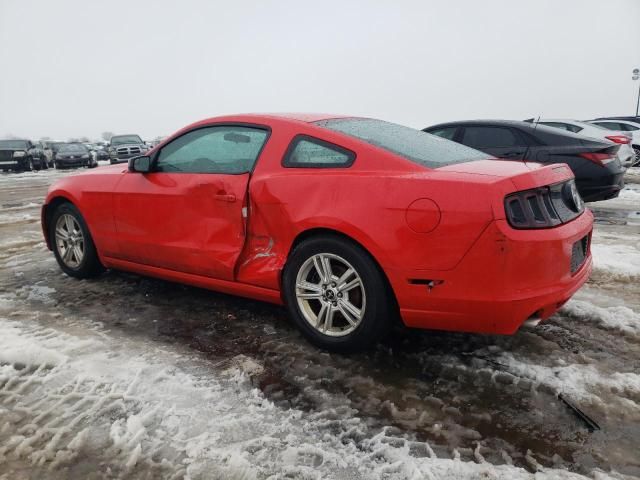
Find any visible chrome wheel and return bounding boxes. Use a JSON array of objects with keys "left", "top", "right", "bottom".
[
  {"left": 55, "top": 214, "right": 85, "bottom": 269},
  {"left": 295, "top": 253, "right": 366, "bottom": 337},
  {"left": 633, "top": 147, "right": 640, "bottom": 167}
]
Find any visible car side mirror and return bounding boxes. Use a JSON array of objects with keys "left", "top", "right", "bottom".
[{"left": 128, "top": 155, "right": 151, "bottom": 173}]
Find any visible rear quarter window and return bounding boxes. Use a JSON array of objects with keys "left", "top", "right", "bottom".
[
  {"left": 315, "top": 118, "right": 486, "bottom": 169},
  {"left": 283, "top": 135, "right": 355, "bottom": 168}
]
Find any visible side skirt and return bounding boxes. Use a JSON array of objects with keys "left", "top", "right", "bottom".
[{"left": 102, "top": 256, "right": 284, "bottom": 305}]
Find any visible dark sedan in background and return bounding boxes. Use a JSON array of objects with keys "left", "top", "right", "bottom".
[
  {"left": 0, "top": 139, "right": 48, "bottom": 171},
  {"left": 424, "top": 120, "right": 625, "bottom": 202},
  {"left": 54, "top": 143, "right": 97, "bottom": 169}
]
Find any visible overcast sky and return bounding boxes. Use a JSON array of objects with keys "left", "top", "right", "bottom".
[{"left": 1, "top": 0, "right": 639, "bottom": 141}]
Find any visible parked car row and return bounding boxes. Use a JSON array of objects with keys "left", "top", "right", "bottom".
[
  {"left": 424, "top": 115, "right": 638, "bottom": 202},
  {"left": 0, "top": 134, "right": 158, "bottom": 172}
]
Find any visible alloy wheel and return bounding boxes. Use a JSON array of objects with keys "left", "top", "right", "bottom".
[
  {"left": 295, "top": 253, "right": 366, "bottom": 337},
  {"left": 55, "top": 214, "right": 85, "bottom": 268}
]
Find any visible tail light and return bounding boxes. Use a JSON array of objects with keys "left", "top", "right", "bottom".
[
  {"left": 579, "top": 152, "right": 616, "bottom": 166},
  {"left": 505, "top": 180, "right": 584, "bottom": 229},
  {"left": 605, "top": 135, "right": 630, "bottom": 145}
]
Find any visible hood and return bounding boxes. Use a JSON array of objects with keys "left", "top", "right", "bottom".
[
  {"left": 0, "top": 147, "right": 27, "bottom": 152},
  {"left": 111, "top": 143, "right": 144, "bottom": 148}
]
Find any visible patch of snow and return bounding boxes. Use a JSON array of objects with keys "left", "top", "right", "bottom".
[
  {"left": 591, "top": 242, "right": 640, "bottom": 282},
  {"left": 563, "top": 299, "right": 640, "bottom": 335},
  {"left": 0, "top": 317, "right": 612, "bottom": 479},
  {"left": 499, "top": 351, "right": 640, "bottom": 406}
]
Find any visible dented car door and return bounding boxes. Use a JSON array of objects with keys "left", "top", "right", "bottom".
[{"left": 112, "top": 125, "right": 269, "bottom": 280}]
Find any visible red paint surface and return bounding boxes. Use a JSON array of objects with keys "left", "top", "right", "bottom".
[{"left": 42, "top": 114, "right": 593, "bottom": 334}]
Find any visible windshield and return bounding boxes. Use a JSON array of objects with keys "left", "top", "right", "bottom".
[
  {"left": 111, "top": 135, "right": 143, "bottom": 146},
  {"left": 59, "top": 144, "right": 89, "bottom": 153},
  {"left": 0, "top": 140, "right": 29, "bottom": 149},
  {"left": 315, "top": 118, "right": 487, "bottom": 168}
]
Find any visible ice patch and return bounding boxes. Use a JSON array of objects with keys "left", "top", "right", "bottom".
[{"left": 24, "top": 285, "right": 57, "bottom": 304}]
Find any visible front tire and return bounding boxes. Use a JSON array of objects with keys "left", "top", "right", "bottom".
[
  {"left": 49, "top": 203, "right": 104, "bottom": 278},
  {"left": 282, "top": 235, "right": 393, "bottom": 352}
]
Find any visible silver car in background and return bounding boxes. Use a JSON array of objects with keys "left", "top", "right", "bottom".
[{"left": 533, "top": 118, "right": 634, "bottom": 168}]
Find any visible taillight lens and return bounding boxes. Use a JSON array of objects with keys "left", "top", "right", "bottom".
[
  {"left": 579, "top": 152, "right": 616, "bottom": 166},
  {"left": 605, "top": 135, "right": 630, "bottom": 145},
  {"left": 504, "top": 180, "right": 584, "bottom": 229}
]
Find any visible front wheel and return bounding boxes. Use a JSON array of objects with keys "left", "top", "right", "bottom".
[
  {"left": 282, "top": 235, "right": 394, "bottom": 352},
  {"left": 49, "top": 203, "right": 104, "bottom": 278}
]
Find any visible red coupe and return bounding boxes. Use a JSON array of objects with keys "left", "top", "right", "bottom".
[{"left": 42, "top": 114, "right": 593, "bottom": 351}]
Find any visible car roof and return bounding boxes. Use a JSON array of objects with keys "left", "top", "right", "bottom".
[
  {"left": 425, "top": 119, "right": 537, "bottom": 129},
  {"left": 194, "top": 113, "right": 352, "bottom": 125}
]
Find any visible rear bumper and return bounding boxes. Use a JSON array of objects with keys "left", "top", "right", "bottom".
[
  {"left": 391, "top": 210, "right": 593, "bottom": 335},
  {"left": 577, "top": 173, "right": 624, "bottom": 202}
]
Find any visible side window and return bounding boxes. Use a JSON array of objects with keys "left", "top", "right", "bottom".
[
  {"left": 156, "top": 125, "right": 268, "bottom": 174},
  {"left": 592, "top": 122, "right": 618, "bottom": 130},
  {"left": 541, "top": 122, "right": 582, "bottom": 133},
  {"left": 428, "top": 127, "right": 457, "bottom": 140},
  {"left": 461, "top": 127, "right": 519, "bottom": 148},
  {"left": 283, "top": 135, "right": 355, "bottom": 168}
]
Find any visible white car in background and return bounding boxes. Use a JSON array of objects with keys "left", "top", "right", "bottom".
[
  {"left": 588, "top": 119, "right": 640, "bottom": 167},
  {"left": 532, "top": 118, "right": 634, "bottom": 168}
]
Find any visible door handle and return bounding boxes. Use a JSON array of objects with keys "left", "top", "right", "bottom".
[{"left": 215, "top": 193, "right": 236, "bottom": 203}]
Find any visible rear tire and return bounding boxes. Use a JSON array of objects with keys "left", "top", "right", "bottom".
[
  {"left": 282, "top": 235, "right": 393, "bottom": 352},
  {"left": 49, "top": 202, "right": 104, "bottom": 279}
]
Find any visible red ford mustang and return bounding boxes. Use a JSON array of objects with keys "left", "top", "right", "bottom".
[{"left": 42, "top": 114, "right": 593, "bottom": 351}]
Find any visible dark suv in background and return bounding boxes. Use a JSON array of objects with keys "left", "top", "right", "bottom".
[
  {"left": 0, "top": 139, "right": 48, "bottom": 171},
  {"left": 107, "top": 134, "right": 147, "bottom": 164},
  {"left": 424, "top": 120, "right": 625, "bottom": 202}
]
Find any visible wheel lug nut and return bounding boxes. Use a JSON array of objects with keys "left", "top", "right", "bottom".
[
  {"left": 332, "top": 301, "right": 337, "bottom": 306},
  {"left": 337, "top": 293, "right": 343, "bottom": 298},
  {"left": 331, "top": 282, "right": 336, "bottom": 287}
]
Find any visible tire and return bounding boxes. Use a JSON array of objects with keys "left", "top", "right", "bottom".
[
  {"left": 49, "top": 202, "right": 104, "bottom": 279},
  {"left": 633, "top": 146, "right": 640, "bottom": 168},
  {"left": 282, "top": 235, "right": 394, "bottom": 352}
]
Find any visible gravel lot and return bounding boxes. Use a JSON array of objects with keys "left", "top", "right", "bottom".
[{"left": 0, "top": 166, "right": 639, "bottom": 479}]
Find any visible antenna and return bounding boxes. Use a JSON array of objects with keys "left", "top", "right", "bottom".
[{"left": 522, "top": 114, "right": 541, "bottom": 162}]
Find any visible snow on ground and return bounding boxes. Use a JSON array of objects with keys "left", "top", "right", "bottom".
[{"left": 2, "top": 315, "right": 611, "bottom": 480}]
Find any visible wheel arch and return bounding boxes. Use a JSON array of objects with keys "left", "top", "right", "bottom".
[
  {"left": 284, "top": 227, "right": 400, "bottom": 316},
  {"left": 42, "top": 195, "right": 76, "bottom": 250}
]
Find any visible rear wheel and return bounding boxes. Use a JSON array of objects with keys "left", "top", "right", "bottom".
[
  {"left": 283, "top": 235, "right": 393, "bottom": 352},
  {"left": 49, "top": 203, "right": 104, "bottom": 278}
]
